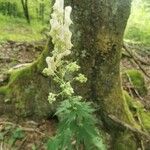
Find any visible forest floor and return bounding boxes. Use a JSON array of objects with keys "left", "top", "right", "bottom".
[
  {"left": 0, "top": 40, "right": 149, "bottom": 149},
  {"left": 122, "top": 43, "right": 150, "bottom": 109}
]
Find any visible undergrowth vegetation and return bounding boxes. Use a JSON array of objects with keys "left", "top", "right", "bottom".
[
  {"left": 0, "top": 14, "right": 47, "bottom": 42},
  {"left": 0, "top": 0, "right": 149, "bottom": 45},
  {"left": 0, "top": 0, "right": 52, "bottom": 42},
  {"left": 125, "top": 0, "right": 150, "bottom": 45}
]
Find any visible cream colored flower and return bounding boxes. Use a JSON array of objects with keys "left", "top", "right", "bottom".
[
  {"left": 43, "top": 57, "right": 56, "bottom": 76},
  {"left": 48, "top": 92, "right": 57, "bottom": 104},
  {"left": 65, "top": 6, "right": 72, "bottom": 26},
  {"left": 75, "top": 74, "right": 87, "bottom": 83},
  {"left": 53, "top": 0, "right": 64, "bottom": 13},
  {"left": 56, "top": 50, "right": 71, "bottom": 61}
]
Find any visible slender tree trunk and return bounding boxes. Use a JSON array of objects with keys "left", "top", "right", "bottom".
[
  {"left": 21, "top": 0, "right": 30, "bottom": 24},
  {"left": 39, "top": 2, "right": 45, "bottom": 23},
  {"left": 0, "top": 0, "right": 143, "bottom": 149}
]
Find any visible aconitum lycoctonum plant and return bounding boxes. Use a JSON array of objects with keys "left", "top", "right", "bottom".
[
  {"left": 43, "top": 0, "right": 87, "bottom": 103},
  {"left": 43, "top": 0, "right": 106, "bottom": 149}
]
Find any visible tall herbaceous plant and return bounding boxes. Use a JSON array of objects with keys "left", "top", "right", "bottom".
[{"left": 43, "top": 0, "right": 106, "bottom": 149}]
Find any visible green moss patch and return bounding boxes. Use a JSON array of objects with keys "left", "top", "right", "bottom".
[
  {"left": 114, "top": 132, "right": 137, "bottom": 150},
  {"left": 140, "top": 111, "right": 150, "bottom": 132},
  {"left": 0, "top": 86, "right": 9, "bottom": 95},
  {"left": 125, "top": 69, "right": 147, "bottom": 96},
  {"left": 124, "top": 90, "right": 150, "bottom": 133},
  {"left": 123, "top": 91, "right": 141, "bottom": 129}
]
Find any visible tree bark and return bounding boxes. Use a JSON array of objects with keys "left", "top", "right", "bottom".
[
  {"left": 0, "top": 0, "right": 143, "bottom": 149},
  {"left": 64, "top": 0, "right": 140, "bottom": 149}
]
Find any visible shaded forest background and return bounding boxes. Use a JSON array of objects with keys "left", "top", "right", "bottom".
[
  {"left": 0, "top": 0, "right": 51, "bottom": 42},
  {"left": 0, "top": 0, "right": 149, "bottom": 44}
]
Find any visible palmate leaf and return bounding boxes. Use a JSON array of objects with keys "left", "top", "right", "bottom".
[
  {"left": 12, "top": 128, "right": 25, "bottom": 140},
  {"left": 76, "top": 124, "right": 105, "bottom": 150},
  {"left": 55, "top": 100, "right": 72, "bottom": 116},
  {"left": 52, "top": 98, "right": 106, "bottom": 150},
  {"left": 59, "top": 128, "right": 72, "bottom": 150},
  {"left": 92, "top": 136, "right": 106, "bottom": 150},
  {"left": 47, "top": 137, "right": 60, "bottom": 150},
  {"left": 47, "top": 129, "right": 73, "bottom": 150}
]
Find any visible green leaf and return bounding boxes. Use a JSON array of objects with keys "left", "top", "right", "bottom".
[
  {"left": 92, "top": 137, "right": 106, "bottom": 150},
  {"left": 12, "top": 128, "right": 25, "bottom": 140},
  {"left": 47, "top": 137, "right": 60, "bottom": 150},
  {"left": 59, "top": 128, "right": 72, "bottom": 149}
]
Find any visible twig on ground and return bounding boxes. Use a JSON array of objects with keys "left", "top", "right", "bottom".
[
  {"left": 17, "top": 136, "right": 28, "bottom": 150},
  {"left": 20, "top": 127, "right": 45, "bottom": 136},
  {"left": 0, "top": 57, "right": 20, "bottom": 63},
  {"left": 0, "top": 121, "right": 45, "bottom": 136},
  {"left": 123, "top": 45, "right": 150, "bottom": 79},
  {"left": 134, "top": 52, "right": 150, "bottom": 66}
]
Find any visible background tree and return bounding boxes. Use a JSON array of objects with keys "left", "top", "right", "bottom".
[
  {"left": 21, "top": 0, "right": 30, "bottom": 23},
  {"left": 0, "top": 0, "right": 145, "bottom": 149}
]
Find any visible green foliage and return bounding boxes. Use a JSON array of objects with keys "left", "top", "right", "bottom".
[
  {"left": 44, "top": 0, "right": 106, "bottom": 149},
  {"left": 47, "top": 97, "right": 105, "bottom": 150},
  {"left": 0, "top": 1, "right": 21, "bottom": 17},
  {"left": 0, "top": 0, "right": 52, "bottom": 22},
  {"left": 12, "top": 128, "right": 25, "bottom": 140},
  {"left": 0, "top": 14, "right": 47, "bottom": 42},
  {"left": 125, "top": 0, "right": 150, "bottom": 45},
  {"left": 0, "top": 124, "right": 25, "bottom": 148},
  {"left": 0, "top": 0, "right": 51, "bottom": 40},
  {"left": 9, "top": 128, "right": 25, "bottom": 146}
]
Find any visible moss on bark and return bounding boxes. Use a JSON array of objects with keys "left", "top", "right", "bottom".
[
  {"left": 125, "top": 90, "right": 150, "bottom": 133},
  {"left": 0, "top": 40, "right": 54, "bottom": 119}
]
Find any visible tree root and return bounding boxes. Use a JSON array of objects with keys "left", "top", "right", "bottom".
[{"left": 108, "top": 114, "right": 150, "bottom": 140}]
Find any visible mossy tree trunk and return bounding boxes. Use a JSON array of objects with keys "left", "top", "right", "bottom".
[
  {"left": 0, "top": 0, "right": 142, "bottom": 149},
  {"left": 66, "top": 0, "right": 139, "bottom": 149}
]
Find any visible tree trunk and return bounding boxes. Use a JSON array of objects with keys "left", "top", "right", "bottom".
[
  {"left": 65, "top": 0, "right": 140, "bottom": 149},
  {"left": 0, "top": 0, "right": 143, "bottom": 149},
  {"left": 21, "top": 0, "right": 30, "bottom": 24}
]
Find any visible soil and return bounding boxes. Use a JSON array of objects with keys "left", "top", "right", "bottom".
[
  {"left": 0, "top": 40, "right": 44, "bottom": 74},
  {"left": 0, "top": 40, "right": 149, "bottom": 149}
]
